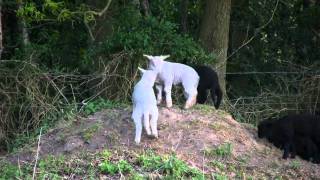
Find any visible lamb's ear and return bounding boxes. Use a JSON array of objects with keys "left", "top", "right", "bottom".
[
  {"left": 138, "top": 67, "right": 146, "bottom": 73},
  {"left": 143, "top": 54, "right": 153, "bottom": 60},
  {"left": 160, "top": 55, "right": 170, "bottom": 60}
]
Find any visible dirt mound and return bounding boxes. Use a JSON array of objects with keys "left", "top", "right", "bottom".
[{"left": 3, "top": 105, "right": 320, "bottom": 178}]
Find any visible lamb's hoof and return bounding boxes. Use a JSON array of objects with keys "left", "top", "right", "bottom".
[
  {"left": 146, "top": 132, "right": 152, "bottom": 136},
  {"left": 166, "top": 102, "right": 173, "bottom": 108},
  {"left": 147, "top": 134, "right": 158, "bottom": 139},
  {"left": 135, "top": 139, "right": 141, "bottom": 145},
  {"left": 184, "top": 103, "right": 193, "bottom": 109},
  {"left": 153, "top": 133, "right": 158, "bottom": 139}
]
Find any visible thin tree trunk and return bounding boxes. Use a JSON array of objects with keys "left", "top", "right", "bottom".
[
  {"left": 21, "top": 19, "right": 29, "bottom": 46},
  {"left": 18, "top": 2, "right": 29, "bottom": 46},
  {"left": 139, "top": 0, "right": 150, "bottom": 16},
  {"left": 0, "top": 0, "right": 3, "bottom": 59},
  {"left": 180, "top": 0, "right": 189, "bottom": 33},
  {"left": 199, "top": 0, "right": 231, "bottom": 96}
]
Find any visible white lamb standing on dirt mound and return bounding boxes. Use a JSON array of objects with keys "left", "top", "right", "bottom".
[
  {"left": 144, "top": 54, "right": 199, "bottom": 109},
  {"left": 131, "top": 67, "right": 159, "bottom": 144}
]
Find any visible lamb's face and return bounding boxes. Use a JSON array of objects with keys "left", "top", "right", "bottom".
[{"left": 143, "top": 54, "right": 170, "bottom": 73}]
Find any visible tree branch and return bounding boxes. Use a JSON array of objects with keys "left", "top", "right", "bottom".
[{"left": 227, "top": 0, "right": 279, "bottom": 60}]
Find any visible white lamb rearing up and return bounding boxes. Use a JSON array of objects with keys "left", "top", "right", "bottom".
[
  {"left": 144, "top": 54, "right": 199, "bottom": 109},
  {"left": 131, "top": 67, "right": 159, "bottom": 144}
]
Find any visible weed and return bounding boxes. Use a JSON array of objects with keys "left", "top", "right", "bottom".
[
  {"left": 0, "top": 163, "right": 23, "bottom": 179},
  {"left": 99, "top": 161, "right": 119, "bottom": 175},
  {"left": 101, "top": 149, "right": 112, "bottom": 159},
  {"left": 209, "top": 160, "right": 226, "bottom": 170},
  {"left": 211, "top": 122, "right": 225, "bottom": 131},
  {"left": 236, "top": 154, "right": 250, "bottom": 165},
  {"left": 193, "top": 104, "right": 214, "bottom": 114},
  {"left": 129, "top": 173, "right": 146, "bottom": 180},
  {"left": 83, "top": 98, "right": 124, "bottom": 115},
  {"left": 289, "top": 160, "right": 301, "bottom": 170},
  {"left": 137, "top": 151, "right": 203, "bottom": 179},
  {"left": 212, "top": 173, "right": 228, "bottom": 180},
  {"left": 205, "top": 143, "right": 233, "bottom": 158},
  {"left": 137, "top": 151, "right": 163, "bottom": 170},
  {"left": 82, "top": 123, "right": 102, "bottom": 142},
  {"left": 118, "top": 160, "right": 134, "bottom": 174}
]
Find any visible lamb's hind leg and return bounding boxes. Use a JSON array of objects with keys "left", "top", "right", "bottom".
[
  {"left": 143, "top": 112, "right": 152, "bottom": 136},
  {"left": 164, "top": 84, "right": 173, "bottom": 108},
  {"left": 150, "top": 108, "right": 159, "bottom": 138},
  {"left": 132, "top": 110, "right": 142, "bottom": 144},
  {"left": 155, "top": 84, "right": 163, "bottom": 105}
]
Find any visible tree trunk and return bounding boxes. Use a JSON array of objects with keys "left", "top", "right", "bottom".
[
  {"left": 199, "top": 0, "right": 231, "bottom": 96},
  {"left": 0, "top": 0, "right": 3, "bottom": 59},
  {"left": 139, "top": 0, "right": 150, "bottom": 16},
  {"left": 17, "top": 2, "right": 29, "bottom": 46},
  {"left": 180, "top": 0, "right": 189, "bottom": 33}
]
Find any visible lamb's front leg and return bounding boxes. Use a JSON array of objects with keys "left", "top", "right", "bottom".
[
  {"left": 155, "top": 84, "right": 163, "bottom": 105},
  {"left": 133, "top": 116, "right": 142, "bottom": 144},
  {"left": 184, "top": 90, "right": 198, "bottom": 109},
  {"left": 282, "top": 142, "right": 292, "bottom": 159},
  {"left": 164, "top": 83, "right": 173, "bottom": 108}
]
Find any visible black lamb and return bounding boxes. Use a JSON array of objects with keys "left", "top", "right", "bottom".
[
  {"left": 293, "top": 136, "right": 320, "bottom": 163},
  {"left": 193, "top": 65, "right": 222, "bottom": 109},
  {"left": 258, "top": 114, "right": 320, "bottom": 162}
]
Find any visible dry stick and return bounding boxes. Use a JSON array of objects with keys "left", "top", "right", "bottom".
[
  {"left": 32, "top": 127, "right": 43, "bottom": 180},
  {"left": 18, "top": 157, "right": 22, "bottom": 177},
  {"left": 85, "top": 0, "right": 112, "bottom": 41},
  {"left": 227, "top": 0, "right": 279, "bottom": 60}
]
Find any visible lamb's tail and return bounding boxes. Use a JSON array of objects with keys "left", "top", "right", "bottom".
[{"left": 211, "top": 86, "right": 222, "bottom": 109}]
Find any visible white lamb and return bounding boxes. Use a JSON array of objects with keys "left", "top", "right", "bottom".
[
  {"left": 131, "top": 67, "right": 159, "bottom": 144},
  {"left": 144, "top": 54, "right": 199, "bottom": 109}
]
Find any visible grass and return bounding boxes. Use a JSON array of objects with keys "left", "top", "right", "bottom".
[
  {"left": 136, "top": 151, "right": 204, "bottom": 179},
  {"left": 211, "top": 122, "right": 225, "bottom": 131},
  {"left": 289, "top": 160, "right": 301, "bottom": 170},
  {"left": 193, "top": 104, "right": 215, "bottom": 114},
  {"left": 0, "top": 149, "right": 205, "bottom": 179},
  {"left": 204, "top": 142, "right": 233, "bottom": 158},
  {"left": 82, "top": 98, "right": 126, "bottom": 116}
]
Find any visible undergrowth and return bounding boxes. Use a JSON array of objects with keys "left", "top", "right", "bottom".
[
  {"left": 6, "top": 98, "right": 124, "bottom": 153},
  {"left": 0, "top": 149, "right": 204, "bottom": 179}
]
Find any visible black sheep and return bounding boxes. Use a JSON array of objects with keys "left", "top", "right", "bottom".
[
  {"left": 293, "top": 136, "right": 320, "bottom": 163},
  {"left": 193, "top": 65, "right": 222, "bottom": 109},
  {"left": 258, "top": 114, "right": 320, "bottom": 162}
]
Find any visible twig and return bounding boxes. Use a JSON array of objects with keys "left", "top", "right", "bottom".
[
  {"left": 92, "top": 0, "right": 112, "bottom": 17},
  {"left": 18, "top": 157, "right": 22, "bottom": 177},
  {"left": 226, "top": 0, "right": 280, "bottom": 60},
  {"left": 85, "top": 20, "right": 95, "bottom": 41},
  {"left": 32, "top": 127, "right": 43, "bottom": 180}
]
